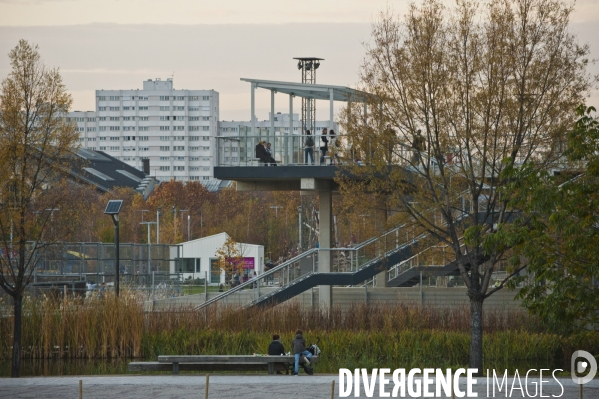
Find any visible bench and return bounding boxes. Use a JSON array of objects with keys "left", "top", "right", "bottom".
[{"left": 128, "top": 355, "right": 318, "bottom": 375}]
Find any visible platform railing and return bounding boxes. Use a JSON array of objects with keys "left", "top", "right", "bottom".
[{"left": 217, "top": 130, "right": 344, "bottom": 167}]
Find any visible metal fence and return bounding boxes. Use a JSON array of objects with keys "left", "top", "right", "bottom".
[{"left": 30, "top": 242, "right": 181, "bottom": 285}]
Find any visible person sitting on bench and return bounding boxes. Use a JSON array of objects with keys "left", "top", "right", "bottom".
[
  {"left": 268, "top": 334, "right": 286, "bottom": 356},
  {"left": 291, "top": 330, "right": 312, "bottom": 376},
  {"left": 268, "top": 334, "right": 287, "bottom": 374}
]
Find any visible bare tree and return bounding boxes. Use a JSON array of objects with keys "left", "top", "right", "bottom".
[
  {"left": 339, "top": 0, "right": 593, "bottom": 371},
  {"left": 0, "top": 40, "right": 79, "bottom": 377}
]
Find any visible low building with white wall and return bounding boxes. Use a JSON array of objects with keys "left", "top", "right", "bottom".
[{"left": 170, "top": 232, "right": 264, "bottom": 285}]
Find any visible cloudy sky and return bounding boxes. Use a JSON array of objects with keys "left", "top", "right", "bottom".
[{"left": 0, "top": 0, "right": 597, "bottom": 121}]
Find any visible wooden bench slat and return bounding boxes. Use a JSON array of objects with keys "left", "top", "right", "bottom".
[
  {"left": 157, "top": 355, "right": 318, "bottom": 364},
  {"left": 134, "top": 355, "right": 318, "bottom": 375},
  {"left": 128, "top": 362, "right": 288, "bottom": 372}
]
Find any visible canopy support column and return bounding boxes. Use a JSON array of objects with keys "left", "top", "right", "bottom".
[
  {"left": 289, "top": 94, "right": 293, "bottom": 164},
  {"left": 329, "top": 89, "right": 334, "bottom": 131},
  {"left": 270, "top": 90, "right": 275, "bottom": 144},
  {"left": 251, "top": 83, "right": 256, "bottom": 136}
]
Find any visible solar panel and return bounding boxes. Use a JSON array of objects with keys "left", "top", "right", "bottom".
[{"left": 104, "top": 200, "right": 123, "bottom": 215}]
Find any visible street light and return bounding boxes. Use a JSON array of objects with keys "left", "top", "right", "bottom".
[
  {"left": 156, "top": 207, "right": 161, "bottom": 244},
  {"left": 140, "top": 220, "right": 157, "bottom": 275},
  {"left": 270, "top": 205, "right": 283, "bottom": 218},
  {"left": 298, "top": 205, "right": 302, "bottom": 252},
  {"left": 104, "top": 200, "right": 123, "bottom": 297},
  {"left": 172, "top": 206, "right": 177, "bottom": 241},
  {"left": 180, "top": 209, "right": 190, "bottom": 241},
  {"left": 45, "top": 208, "right": 59, "bottom": 240},
  {"left": 137, "top": 210, "right": 149, "bottom": 242}
]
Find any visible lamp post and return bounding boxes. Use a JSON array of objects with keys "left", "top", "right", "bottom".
[
  {"left": 140, "top": 221, "right": 157, "bottom": 275},
  {"left": 45, "top": 208, "right": 59, "bottom": 240},
  {"left": 104, "top": 200, "right": 123, "bottom": 297},
  {"left": 200, "top": 208, "right": 204, "bottom": 238},
  {"left": 180, "top": 209, "right": 189, "bottom": 241},
  {"left": 156, "top": 207, "right": 161, "bottom": 244},
  {"left": 298, "top": 205, "right": 302, "bottom": 252},
  {"left": 172, "top": 206, "right": 177, "bottom": 241},
  {"left": 137, "top": 209, "right": 149, "bottom": 242},
  {"left": 270, "top": 205, "right": 283, "bottom": 218}
]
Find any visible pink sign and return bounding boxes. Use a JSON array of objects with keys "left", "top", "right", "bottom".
[
  {"left": 226, "top": 257, "right": 255, "bottom": 269},
  {"left": 241, "top": 257, "right": 255, "bottom": 269}
]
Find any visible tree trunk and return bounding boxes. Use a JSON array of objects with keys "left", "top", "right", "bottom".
[
  {"left": 469, "top": 295, "right": 484, "bottom": 374},
  {"left": 11, "top": 295, "right": 22, "bottom": 378}
]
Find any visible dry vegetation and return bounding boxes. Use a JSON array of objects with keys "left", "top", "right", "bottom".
[{"left": 1, "top": 293, "right": 597, "bottom": 372}]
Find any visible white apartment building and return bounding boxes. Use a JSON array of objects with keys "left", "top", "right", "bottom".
[{"left": 68, "top": 78, "right": 219, "bottom": 183}]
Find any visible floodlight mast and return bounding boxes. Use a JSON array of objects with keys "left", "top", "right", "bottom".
[{"left": 293, "top": 57, "right": 323, "bottom": 135}]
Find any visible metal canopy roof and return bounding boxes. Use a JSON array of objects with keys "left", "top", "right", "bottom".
[{"left": 240, "top": 78, "right": 375, "bottom": 103}]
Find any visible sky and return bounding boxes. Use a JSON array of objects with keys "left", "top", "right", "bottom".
[{"left": 0, "top": 0, "right": 598, "bottom": 121}]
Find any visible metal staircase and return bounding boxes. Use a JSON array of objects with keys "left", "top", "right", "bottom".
[
  {"left": 195, "top": 189, "right": 479, "bottom": 311},
  {"left": 195, "top": 224, "right": 443, "bottom": 310}
]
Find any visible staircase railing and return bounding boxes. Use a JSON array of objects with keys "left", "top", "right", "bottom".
[
  {"left": 387, "top": 237, "right": 466, "bottom": 283},
  {"left": 195, "top": 188, "right": 473, "bottom": 310}
]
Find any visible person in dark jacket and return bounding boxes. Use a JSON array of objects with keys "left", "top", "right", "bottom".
[
  {"left": 255, "top": 141, "right": 269, "bottom": 165},
  {"left": 268, "top": 334, "right": 286, "bottom": 355},
  {"left": 319, "top": 127, "right": 329, "bottom": 164},
  {"left": 291, "top": 330, "right": 312, "bottom": 375},
  {"left": 265, "top": 142, "right": 277, "bottom": 166}
]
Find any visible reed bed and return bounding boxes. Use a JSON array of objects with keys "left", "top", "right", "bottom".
[{"left": 1, "top": 293, "right": 597, "bottom": 373}]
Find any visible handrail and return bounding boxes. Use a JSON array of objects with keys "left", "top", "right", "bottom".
[
  {"left": 386, "top": 237, "right": 466, "bottom": 282},
  {"left": 194, "top": 248, "right": 319, "bottom": 310},
  {"left": 195, "top": 185, "right": 473, "bottom": 310}
]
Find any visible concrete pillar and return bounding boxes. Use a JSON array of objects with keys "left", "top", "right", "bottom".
[
  {"left": 319, "top": 189, "right": 333, "bottom": 309},
  {"left": 375, "top": 269, "right": 388, "bottom": 287}
]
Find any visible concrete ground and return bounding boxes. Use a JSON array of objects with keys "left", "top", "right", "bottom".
[{"left": 0, "top": 374, "right": 597, "bottom": 398}]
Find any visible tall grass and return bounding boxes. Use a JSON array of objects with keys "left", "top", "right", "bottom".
[{"left": 1, "top": 293, "right": 597, "bottom": 373}]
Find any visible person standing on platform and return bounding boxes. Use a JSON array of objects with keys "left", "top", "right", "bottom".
[
  {"left": 319, "top": 127, "right": 329, "bottom": 164},
  {"left": 304, "top": 130, "right": 315, "bottom": 165}
]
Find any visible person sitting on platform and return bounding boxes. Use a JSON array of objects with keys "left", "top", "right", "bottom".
[
  {"left": 265, "top": 142, "right": 277, "bottom": 166},
  {"left": 255, "top": 140, "right": 269, "bottom": 165}
]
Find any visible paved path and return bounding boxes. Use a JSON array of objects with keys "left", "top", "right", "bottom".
[{"left": 0, "top": 374, "right": 597, "bottom": 398}]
